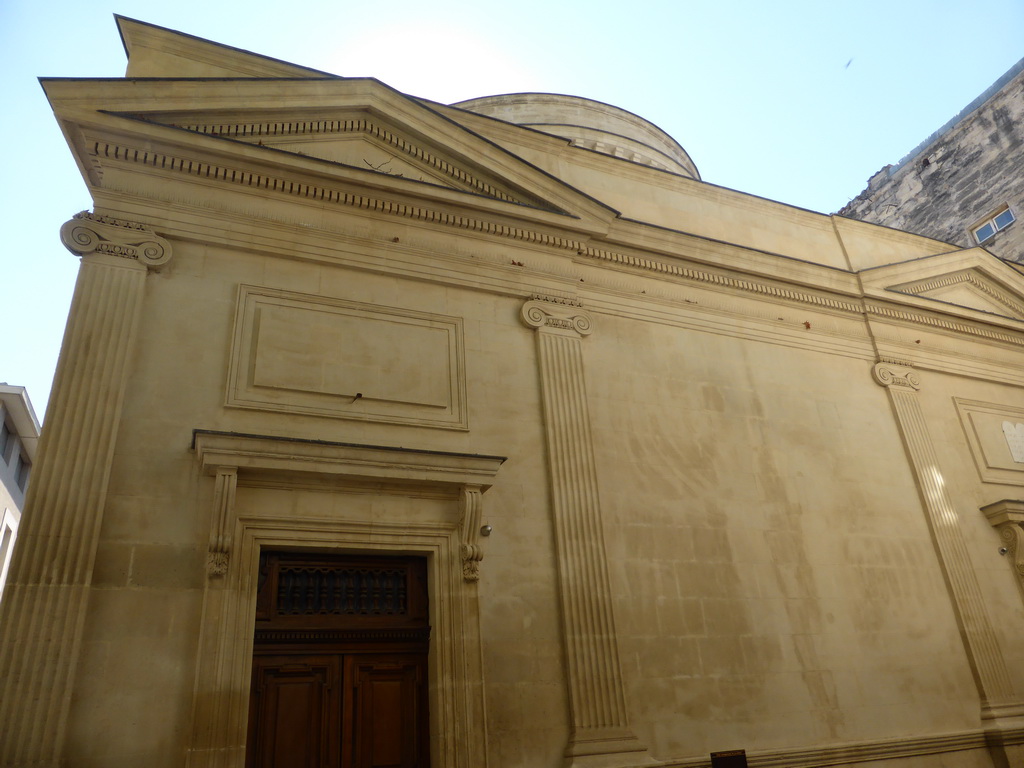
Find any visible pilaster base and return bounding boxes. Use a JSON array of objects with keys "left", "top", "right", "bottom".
[
  {"left": 982, "top": 703, "right": 1024, "bottom": 768},
  {"left": 185, "top": 745, "right": 245, "bottom": 768},
  {"left": 565, "top": 728, "right": 660, "bottom": 768},
  {"left": 984, "top": 734, "right": 1024, "bottom": 768}
]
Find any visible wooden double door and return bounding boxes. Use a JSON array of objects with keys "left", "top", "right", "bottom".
[{"left": 246, "top": 553, "right": 430, "bottom": 768}]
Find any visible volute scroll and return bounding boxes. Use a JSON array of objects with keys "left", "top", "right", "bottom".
[
  {"left": 60, "top": 211, "right": 172, "bottom": 269},
  {"left": 520, "top": 296, "right": 592, "bottom": 336},
  {"left": 872, "top": 359, "right": 921, "bottom": 391}
]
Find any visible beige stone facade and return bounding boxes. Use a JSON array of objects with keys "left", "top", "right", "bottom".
[
  {"left": 3, "top": 16, "right": 1024, "bottom": 768},
  {"left": 841, "top": 57, "right": 1024, "bottom": 264}
]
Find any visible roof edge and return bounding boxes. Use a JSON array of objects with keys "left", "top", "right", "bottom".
[
  {"left": 114, "top": 15, "right": 339, "bottom": 79},
  {"left": 0, "top": 385, "right": 41, "bottom": 460}
]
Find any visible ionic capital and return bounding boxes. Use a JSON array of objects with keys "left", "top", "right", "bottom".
[
  {"left": 520, "top": 296, "right": 592, "bottom": 337},
  {"left": 872, "top": 359, "right": 920, "bottom": 391},
  {"left": 60, "top": 211, "right": 172, "bottom": 270}
]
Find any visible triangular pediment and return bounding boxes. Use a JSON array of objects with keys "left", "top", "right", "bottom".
[
  {"left": 43, "top": 76, "right": 617, "bottom": 234},
  {"left": 892, "top": 270, "right": 1024, "bottom": 318},
  {"left": 860, "top": 247, "right": 1024, "bottom": 322},
  {"left": 113, "top": 106, "right": 552, "bottom": 206},
  {"left": 38, "top": 17, "right": 621, "bottom": 235}
]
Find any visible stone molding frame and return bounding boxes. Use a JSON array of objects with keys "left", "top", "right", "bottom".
[
  {"left": 954, "top": 399, "right": 1024, "bottom": 486},
  {"left": 225, "top": 286, "right": 469, "bottom": 430},
  {"left": 187, "top": 430, "right": 504, "bottom": 768}
]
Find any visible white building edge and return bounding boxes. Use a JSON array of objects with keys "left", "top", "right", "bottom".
[{"left": 0, "top": 384, "right": 40, "bottom": 601}]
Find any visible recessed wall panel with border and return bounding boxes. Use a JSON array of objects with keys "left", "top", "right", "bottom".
[
  {"left": 227, "top": 285, "right": 468, "bottom": 429},
  {"left": 955, "top": 397, "right": 1024, "bottom": 485}
]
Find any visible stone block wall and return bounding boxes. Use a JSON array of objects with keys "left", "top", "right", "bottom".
[{"left": 840, "top": 60, "right": 1024, "bottom": 264}]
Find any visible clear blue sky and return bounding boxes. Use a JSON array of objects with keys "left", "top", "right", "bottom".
[{"left": 2, "top": 0, "right": 1022, "bottom": 416}]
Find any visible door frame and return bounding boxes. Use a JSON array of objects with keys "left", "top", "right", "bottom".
[{"left": 186, "top": 431, "right": 504, "bottom": 768}]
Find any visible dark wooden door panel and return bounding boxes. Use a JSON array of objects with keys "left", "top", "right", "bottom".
[
  {"left": 350, "top": 656, "right": 427, "bottom": 768},
  {"left": 247, "top": 656, "right": 341, "bottom": 768},
  {"left": 247, "top": 555, "right": 430, "bottom": 768}
]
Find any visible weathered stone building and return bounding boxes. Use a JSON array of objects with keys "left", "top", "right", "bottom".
[
  {"left": 3, "top": 16, "right": 1024, "bottom": 768},
  {"left": 841, "top": 57, "right": 1024, "bottom": 264}
]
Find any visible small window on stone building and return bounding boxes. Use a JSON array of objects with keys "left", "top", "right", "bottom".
[
  {"left": 0, "top": 421, "right": 11, "bottom": 464},
  {"left": 973, "top": 207, "right": 1015, "bottom": 244},
  {"left": 15, "top": 453, "right": 30, "bottom": 492}
]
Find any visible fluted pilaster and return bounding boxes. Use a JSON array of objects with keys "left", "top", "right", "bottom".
[
  {"left": 0, "top": 212, "right": 171, "bottom": 766},
  {"left": 522, "top": 298, "right": 654, "bottom": 767},
  {"left": 873, "top": 361, "right": 1017, "bottom": 717}
]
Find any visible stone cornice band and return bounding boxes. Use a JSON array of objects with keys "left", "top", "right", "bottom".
[{"left": 85, "top": 138, "right": 1024, "bottom": 351}]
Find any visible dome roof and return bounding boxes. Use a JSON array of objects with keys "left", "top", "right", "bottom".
[{"left": 453, "top": 93, "right": 698, "bottom": 180}]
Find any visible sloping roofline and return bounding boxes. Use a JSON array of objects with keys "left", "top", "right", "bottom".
[
  {"left": 114, "top": 14, "right": 340, "bottom": 78},
  {"left": 0, "top": 385, "right": 40, "bottom": 460}
]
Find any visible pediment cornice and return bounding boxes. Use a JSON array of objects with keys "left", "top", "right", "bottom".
[
  {"left": 81, "top": 127, "right": 599, "bottom": 254},
  {"left": 890, "top": 269, "right": 1024, "bottom": 319},
  {"left": 129, "top": 111, "right": 540, "bottom": 206},
  {"left": 43, "top": 77, "right": 617, "bottom": 235},
  {"left": 860, "top": 248, "right": 1024, "bottom": 325}
]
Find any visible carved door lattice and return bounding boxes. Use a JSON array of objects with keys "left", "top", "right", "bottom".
[
  {"left": 254, "top": 552, "right": 429, "bottom": 643},
  {"left": 276, "top": 564, "right": 409, "bottom": 616}
]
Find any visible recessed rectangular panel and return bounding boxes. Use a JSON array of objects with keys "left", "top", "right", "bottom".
[
  {"left": 248, "top": 657, "right": 338, "bottom": 768},
  {"left": 955, "top": 398, "right": 1024, "bottom": 485},
  {"left": 228, "top": 286, "right": 467, "bottom": 429},
  {"left": 252, "top": 304, "right": 450, "bottom": 407},
  {"left": 352, "top": 657, "right": 425, "bottom": 768}
]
